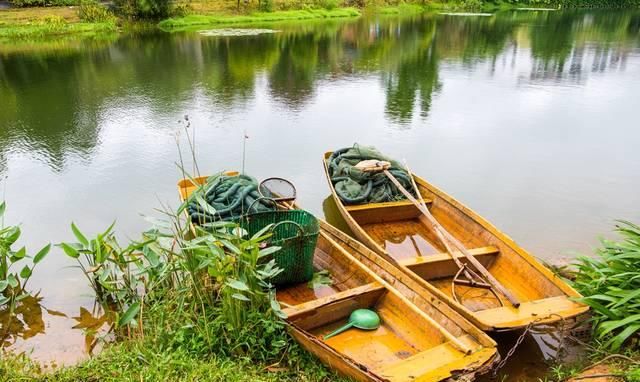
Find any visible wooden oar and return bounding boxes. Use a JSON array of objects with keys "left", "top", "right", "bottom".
[
  {"left": 404, "top": 164, "right": 492, "bottom": 290},
  {"left": 356, "top": 160, "right": 521, "bottom": 308}
]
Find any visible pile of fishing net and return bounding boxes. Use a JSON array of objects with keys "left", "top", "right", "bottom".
[
  {"left": 327, "top": 145, "right": 416, "bottom": 205},
  {"left": 187, "top": 173, "right": 274, "bottom": 223}
]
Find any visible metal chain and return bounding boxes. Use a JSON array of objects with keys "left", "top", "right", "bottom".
[
  {"left": 490, "top": 314, "right": 566, "bottom": 379},
  {"left": 491, "top": 320, "right": 537, "bottom": 379}
]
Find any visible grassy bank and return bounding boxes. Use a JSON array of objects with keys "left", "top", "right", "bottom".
[{"left": 158, "top": 7, "right": 360, "bottom": 30}]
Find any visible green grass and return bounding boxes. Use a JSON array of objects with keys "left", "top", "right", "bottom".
[
  {"left": 1, "top": 339, "right": 342, "bottom": 381},
  {"left": 0, "top": 19, "right": 116, "bottom": 41},
  {"left": 369, "top": 4, "right": 428, "bottom": 15},
  {"left": 158, "top": 8, "right": 361, "bottom": 30}
]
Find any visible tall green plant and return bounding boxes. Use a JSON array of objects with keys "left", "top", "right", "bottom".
[
  {"left": 59, "top": 222, "right": 169, "bottom": 330},
  {"left": 0, "top": 202, "right": 50, "bottom": 316},
  {"left": 573, "top": 220, "right": 640, "bottom": 350}
]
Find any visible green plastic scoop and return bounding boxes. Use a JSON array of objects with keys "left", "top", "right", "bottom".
[{"left": 323, "top": 309, "right": 381, "bottom": 340}]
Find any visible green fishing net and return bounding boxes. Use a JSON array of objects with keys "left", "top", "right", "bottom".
[{"left": 327, "top": 144, "right": 416, "bottom": 205}]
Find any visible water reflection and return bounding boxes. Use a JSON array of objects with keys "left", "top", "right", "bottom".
[{"left": 1, "top": 10, "right": 639, "bottom": 170}]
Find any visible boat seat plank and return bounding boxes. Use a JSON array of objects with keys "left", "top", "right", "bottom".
[
  {"left": 283, "top": 282, "right": 385, "bottom": 325},
  {"left": 473, "top": 296, "right": 589, "bottom": 329},
  {"left": 344, "top": 198, "right": 433, "bottom": 212},
  {"left": 377, "top": 335, "right": 489, "bottom": 381},
  {"left": 400, "top": 246, "right": 500, "bottom": 280},
  {"left": 346, "top": 199, "right": 434, "bottom": 225}
]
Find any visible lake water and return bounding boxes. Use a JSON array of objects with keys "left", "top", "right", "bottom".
[{"left": 1, "top": 8, "right": 639, "bottom": 376}]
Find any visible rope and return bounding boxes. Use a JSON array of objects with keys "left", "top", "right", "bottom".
[
  {"left": 187, "top": 174, "right": 274, "bottom": 223},
  {"left": 328, "top": 144, "right": 416, "bottom": 205}
]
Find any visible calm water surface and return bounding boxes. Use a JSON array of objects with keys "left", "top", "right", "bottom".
[{"left": 1, "top": 8, "right": 639, "bottom": 376}]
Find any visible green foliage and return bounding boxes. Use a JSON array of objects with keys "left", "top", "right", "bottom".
[
  {"left": 628, "top": 365, "right": 640, "bottom": 382},
  {"left": 8, "top": 0, "right": 78, "bottom": 7},
  {"left": 259, "top": 0, "right": 275, "bottom": 12},
  {"left": 318, "top": 0, "right": 340, "bottom": 10},
  {"left": 114, "top": 0, "right": 173, "bottom": 19},
  {"left": 573, "top": 221, "right": 640, "bottom": 351},
  {"left": 78, "top": 1, "right": 117, "bottom": 23},
  {"left": 59, "top": 222, "right": 168, "bottom": 331},
  {"left": 0, "top": 202, "right": 50, "bottom": 317},
  {"left": 158, "top": 8, "right": 361, "bottom": 30}
]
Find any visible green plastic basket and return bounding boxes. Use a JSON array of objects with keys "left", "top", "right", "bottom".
[{"left": 236, "top": 209, "right": 319, "bottom": 286}]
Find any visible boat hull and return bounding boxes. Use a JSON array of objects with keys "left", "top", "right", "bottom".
[{"left": 323, "top": 151, "right": 589, "bottom": 331}]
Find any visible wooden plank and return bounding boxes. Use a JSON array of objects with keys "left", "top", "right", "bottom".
[
  {"left": 287, "top": 285, "right": 386, "bottom": 331},
  {"left": 400, "top": 246, "right": 499, "bottom": 280},
  {"left": 347, "top": 199, "right": 432, "bottom": 225},
  {"left": 288, "top": 325, "right": 384, "bottom": 382},
  {"left": 473, "top": 296, "right": 588, "bottom": 329},
  {"left": 283, "top": 282, "right": 383, "bottom": 318},
  {"left": 377, "top": 337, "right": 497, "bottom": 382}
]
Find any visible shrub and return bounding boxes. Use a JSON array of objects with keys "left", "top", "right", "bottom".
[
  {"left": 573, "top": 221, "right": 640, "bottom": 351},
  {"left": 259, "top": 0, "right": 274, "bottom": 12},
  {"left": 113, "top": 0, "right": 172, "bottom": 19},
  {"left": 319, "top": 0, "right": 339, "bottom": 10},
  {"left": 77, "top": 1, "right": 116, "bottom": 23},
  {"left": 9, "top": 0, "right": 78, "bottom": 7}
]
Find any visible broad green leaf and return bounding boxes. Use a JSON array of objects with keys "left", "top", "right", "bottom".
[
  {"left": 143, "top": 246, "right": 160, "bottom": 267},
  {"left": 34, "top": 244, "right": 51, "bottom": 264},
  {"left": 219, "top": 239, "right": 241, "bottom": 255},
  {"left": 0, "top": 201, "right": 5, "bottom": 217},
  {"left": 13, "top": 246, "right": 26, "bottom": 260},
  {"left": 60, "top": 243, "right": 80, "bottom": 259},
  {"left": 258, "top": 246, "right": 281, "bottom": 259},
  {"left": 604, "top": 323, "right": 640, "bottom": 351},
  {"left": 71, "top": 222, "right": 89, "bottom": 246},
  {"left": 20, "top": 265, "right": 32, "bottom": 279},
  {"left": 0, "top": 280, "right": 8, "bottom": 292},
  {"left": 118, "top": 302, "right": 141, "bottom": 327},
  {"left": 226, "top": 279, "right": 249, "bottom": 291},
  {"left": 308, "top": 270, "right": 333, "bottom": 289},
  {"left": 231, "top": 293, "right": 250, "bottom": 301},
  {"left": 201, "top": 221, "right": 236, "bottom": 229},
  {"left": 598, "top": 314, "right": 640, "bottom": 337},
  {"left": 7, "top": 274, "right": 18, "bottom": 288},
  {"left": 232, "top": 227, "right": 248, "bottom": 238},
  {"left": 0, "top": 296, "right": 9, "bottom": 305},
  {"left": 251, "top": 223, "right": 274, "bottom": 241},
  {"left": 270, "top": 299, "right": 287, "bottom": 319},
  {"left": 5, "top": 226, "right": 20, "bottom": 245},
  {"left": 195, "top": 195, "right": 217, "bottom": 216}
]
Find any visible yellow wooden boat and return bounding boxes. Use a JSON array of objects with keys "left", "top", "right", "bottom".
[
  {"left": 178, "top": 175, "right": 498, "bottom": 382},
  {"left": 322, "top": 152, "right": 588, "bottom": 331}
]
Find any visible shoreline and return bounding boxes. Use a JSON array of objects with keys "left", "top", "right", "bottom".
[{"left": 3, "top": 1, "right": 637, "bottom": 43}]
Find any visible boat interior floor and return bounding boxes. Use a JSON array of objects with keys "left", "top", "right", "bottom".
[{"left": 275, "top": 242, "right": 482, "bottom": 378}]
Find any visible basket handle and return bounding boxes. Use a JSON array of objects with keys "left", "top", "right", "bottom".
[
  {"left": 270, "top": 220, "right": 304, "bottom": 239},
  {"left": 247, "top": 197, "right": 278, "bottom": 214}
]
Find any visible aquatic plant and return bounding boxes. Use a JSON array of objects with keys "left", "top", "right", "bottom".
[
  {"left": 573, "top": 220, "right": 640, "bottom": 351},
  {"left": 0, "top": 202, "right": 50, "bottom": 317}
]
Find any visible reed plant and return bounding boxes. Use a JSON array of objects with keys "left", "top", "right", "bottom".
[{"left": 573, "top": 220, "right": 640, "bottom": 351}]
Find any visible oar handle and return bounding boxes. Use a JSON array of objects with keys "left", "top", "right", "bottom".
[{"left": 323, "top": 322, "right": 354, "bottom": 340}]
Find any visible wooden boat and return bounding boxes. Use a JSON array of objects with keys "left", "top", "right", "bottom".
[
  {"left": 323, "top": 152, "right": 589, "bottom": 331},
  {"left": 178, "top": 174, "right": 498, "bottom": 382}
]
